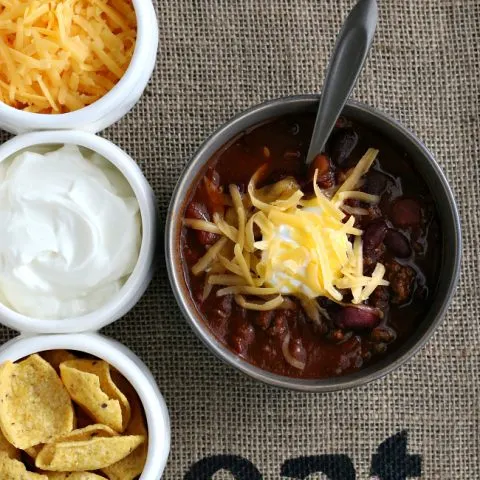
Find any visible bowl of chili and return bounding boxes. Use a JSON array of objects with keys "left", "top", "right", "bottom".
[{"left": 166, "top": 95, "right": 461, "bottom": 392}]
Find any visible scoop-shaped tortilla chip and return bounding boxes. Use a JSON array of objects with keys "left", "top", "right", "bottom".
[
  {"left": 109, "top": 371, "right": 146, "bottom": 437},
  {"left": 63, "top": 360, "right": 130, "bottom": 429},
  {"left": 102, "top": 442, "right": 148, "bottom": 480},
  {"left": 60, "top": 360, "right": 130, "bottom": 432},
  {"left": 0, "top": 451, "right": 48, "bottom": 479},
  {"left": 43, "top": 472, "right": 106, "bottom": 479},
  {"left": 35, "top": 435, "right": 145, "bottom": 471},
  {"left": 102, "top": 372, "right": 148, "bottom": 479},
  {"left": 54, "top": 424, "right": 118, "bottom": 443},
  {"left": 0, "top": 356, "right": 74, "bottom": 449},
  {"left": 40, "top": 351, "right": 77, "bottom": 373},
  {"left": 0, "top": 429, "right": 19, "bottom": 460}
]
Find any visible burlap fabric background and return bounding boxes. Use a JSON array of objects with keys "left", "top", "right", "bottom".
[{"left": 0, "top": 1, "right": 478, "bottom": 478}]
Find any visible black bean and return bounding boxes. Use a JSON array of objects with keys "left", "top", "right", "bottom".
[
  {"left": 330, "top": 128, "right": 359, "bottom": 166},
  {"left": 364, "top": 171, "right": 388, "bottom": 195},
  {"left": 363, "top": 220, "right": 388, "bottom": 253},
  {"left": 384, "top": 229, "right": 412, "bottom": 258}
]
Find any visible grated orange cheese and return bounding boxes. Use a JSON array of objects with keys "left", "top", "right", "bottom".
[
  {"left": 184, "top": 148, "right": 389, "bottom": 316},
  {"left": 0, "top": 0, "right": 137, "bottom": 113}
]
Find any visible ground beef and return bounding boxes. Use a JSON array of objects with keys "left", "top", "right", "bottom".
[
  {"left": 369, "top": 285, "right": 390, "bottom": 312},
  {"left": 385, "top": 260, "right": 416, "bottom": 304},
  {"left": 364, "top": 243, "right": 386, "bottom": 272}
]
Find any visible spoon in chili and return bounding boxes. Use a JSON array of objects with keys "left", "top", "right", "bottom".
[{"left": 305, "top": 0, "right": 378, "bottom": 166}]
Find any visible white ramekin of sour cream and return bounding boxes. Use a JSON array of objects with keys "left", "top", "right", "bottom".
[{"left": 0, "top": 130, "right": 156, "bottom": 334}]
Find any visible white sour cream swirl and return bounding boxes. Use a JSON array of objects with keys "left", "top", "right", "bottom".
[{"left": 0, "top": 144, "right": 141, "bottom": 319}]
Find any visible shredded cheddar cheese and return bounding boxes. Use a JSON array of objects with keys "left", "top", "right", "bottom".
[
  {"left": 184, "top": 148, "right": 389, "bottom": 319},
  {"left": 0, "top": 0, "right": 137, "bottom": 113}
]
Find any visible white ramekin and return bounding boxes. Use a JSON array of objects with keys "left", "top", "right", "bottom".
[
  {"left": 0, "top": 333, "right": 170, "bottom": 479},
  {"left": 0, "top": 0, "right": 158, "bottom": 134},
  {"left": 0, "top": 130, "right": 157, "bottom": 334}
]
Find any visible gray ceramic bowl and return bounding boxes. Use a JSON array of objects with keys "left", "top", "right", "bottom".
[{"left": 165, "top": 95, "right": 461, "bottom": 392}]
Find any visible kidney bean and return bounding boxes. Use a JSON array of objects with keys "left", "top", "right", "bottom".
[
  {"left": 363, "top": 219, "right": 388, "bottom": 253},
  {"left": 334, "top": 306, "right": 381, "bottom": 331},
  {"left": 186, "top": 201, "right": 209, "bottom": 221},
  {"left": 254, "top": 310, "right": 274, "bottom": 330},
  {"left": 266, "top": 311, "right": 288, "bottom": 337},
  {"left": 330, "top": 128, "right": 358, "bottom": 166},
  {"left": 183, "top": 244, "right": 201, "bottom": 265},
  {"left": 229, "top": 322, "right": 255, "bottom": 354},
  {"left": 185, "top": 201, "right": 219, "bottom": 246},
  {"left": 384, "top": 229, "right": 412, "bottom": 258},
  {"left": 198, "top": 231, "right": 220, "bottom": 246},
  {"left": 391, "top": 198, "right": 422, "bottom": 227},
  {"left": 213, "top": 295, "right": 233, "bottom": 320}
]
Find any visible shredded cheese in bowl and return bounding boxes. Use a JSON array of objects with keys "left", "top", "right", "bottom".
[
  {"left": 184, "top": 148, "right": 390, "bottom": 325},
  {"left": 0, "top": 0, "right": 137, "bottom": 113}
]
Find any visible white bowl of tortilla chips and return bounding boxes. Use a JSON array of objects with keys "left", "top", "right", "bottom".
[{"left": 0, "top": 333, "right": 170, "bottom": 479}]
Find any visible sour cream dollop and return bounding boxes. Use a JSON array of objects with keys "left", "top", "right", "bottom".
[
  {"left": 263, "top": 224, "right": 317, "bottom": 298},
  {"left": 0, "top": 144, "right": 141, "bottom": 319}
]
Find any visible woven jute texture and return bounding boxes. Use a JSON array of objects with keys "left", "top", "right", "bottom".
[{"left": 0, "top": 1, "right": 478, "bottom": 479}]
